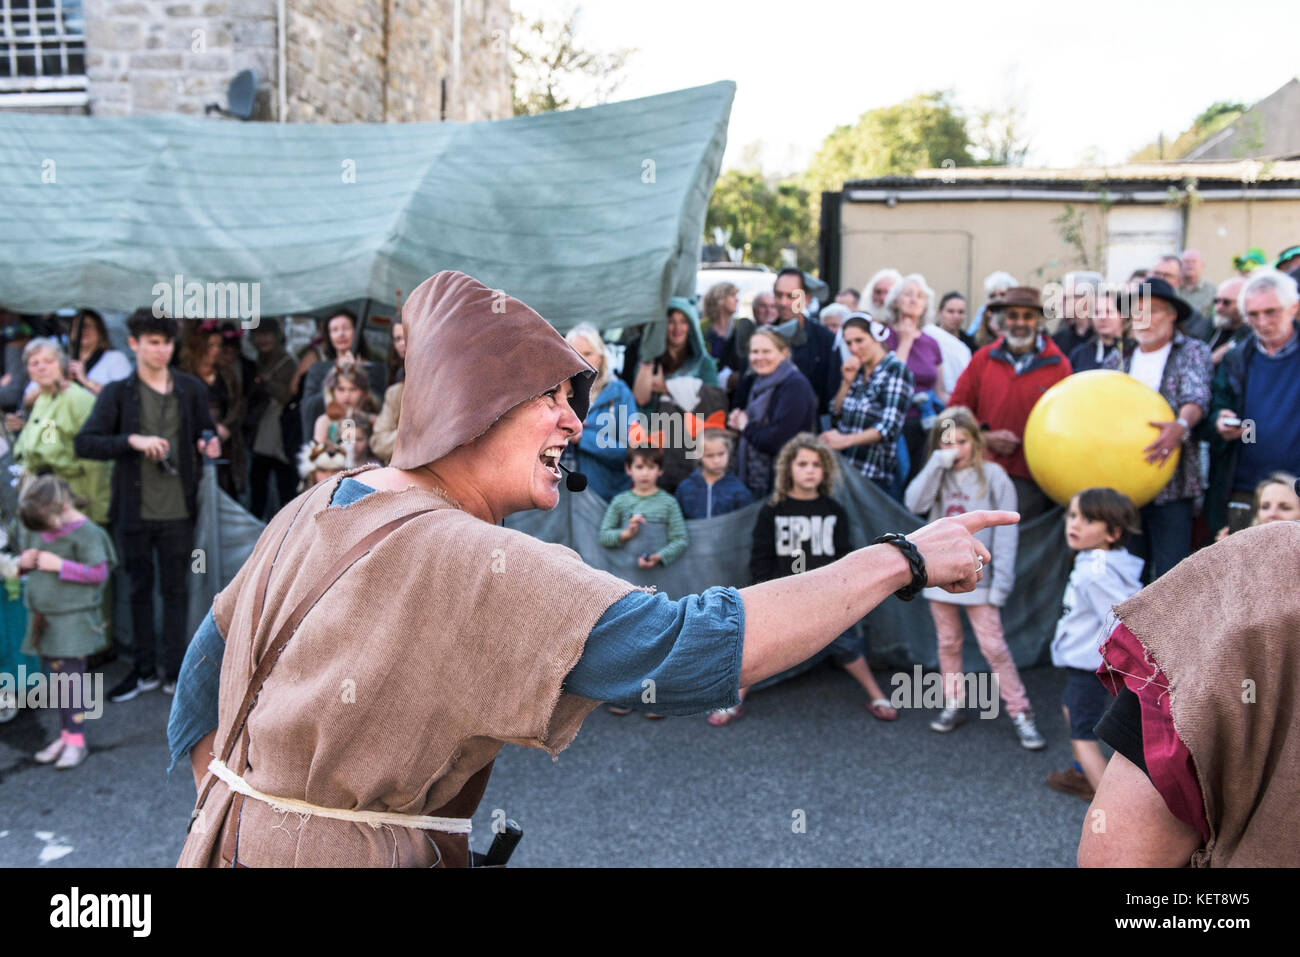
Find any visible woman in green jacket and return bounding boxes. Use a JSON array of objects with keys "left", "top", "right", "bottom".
[{"left": 11, "top": 338, "right": 113, "bottom": 526}]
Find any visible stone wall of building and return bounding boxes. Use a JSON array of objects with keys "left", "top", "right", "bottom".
[
  {"left": 84, "top": 0, "right": 279, "bottom": 118},
  {"left": 78, "top": 0, "right": 511, "bottom": 122},
  {"left": 282, "top": 0, "right": 386, "bottom": 123},
  {"left": 383, "top": 0, "right": 512, "bottom": 123}
]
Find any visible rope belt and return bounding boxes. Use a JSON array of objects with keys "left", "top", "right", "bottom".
[{"left": 207, "top": 759, "right": 473, "bottom": 835}]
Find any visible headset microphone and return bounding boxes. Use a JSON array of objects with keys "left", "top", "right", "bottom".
[{"left": 556, "top": 461, "right": 588, "bottom": 493}]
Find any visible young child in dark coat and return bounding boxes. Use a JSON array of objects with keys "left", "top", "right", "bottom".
[{"left": 674, "top": 429, "right": 753, "bottom": 520}]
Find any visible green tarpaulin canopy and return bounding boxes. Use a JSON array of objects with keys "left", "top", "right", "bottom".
[{"left": 0, "top": 82, "right": 733, "bottom": 330}]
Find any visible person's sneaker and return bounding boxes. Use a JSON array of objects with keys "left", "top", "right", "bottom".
[
  {"left": 108, "top": 673, "right": 161, "bottom": 703},
  {"left": 929, "top": 706, "right": 967, "bottom": 733},
  {"left": 1011, "top": 711, "right": 1047, "bottom": 750},
  {"left": 1046, "top": 767, "right": 1095, "bottom": 801},
  {"left": 162, "top": 680, "right": 176, "bottom": 696},
  {"left": 55, "top": 744, "right": 87, "bottom": 769},
  {"left": 34, "top": 736, "right": 66, "bottom": 764}
]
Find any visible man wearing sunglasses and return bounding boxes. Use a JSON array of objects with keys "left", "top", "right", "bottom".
[{"left": 1206, "top": 276, "right": 1250, "bottom": 365}]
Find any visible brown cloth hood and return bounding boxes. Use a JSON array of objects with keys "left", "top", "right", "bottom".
[
  {"left": 1113, "top": 520, "right": 1300, "bottom": 867},
  {"left": 391, "top": 271, "right": 596, "bottom": 469}
]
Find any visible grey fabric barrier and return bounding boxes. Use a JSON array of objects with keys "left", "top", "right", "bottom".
[
  {"left": 506, "top": 466, "right": 1071, "bottom": 672},
  {"left": 187, "top": 462, "right": 266, "bottom": 640}
]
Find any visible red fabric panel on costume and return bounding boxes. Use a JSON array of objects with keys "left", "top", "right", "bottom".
[{"left": 1098, "top": 622, "right": 1210, "bottom": 842}]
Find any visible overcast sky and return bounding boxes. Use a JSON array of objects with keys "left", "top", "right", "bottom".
[{"left": 514, "top": 0, "right": 1297, "bottom": 174}]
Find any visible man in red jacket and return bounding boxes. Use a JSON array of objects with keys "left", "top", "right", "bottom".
[{"left": 948, "top": 287, "right": 1072, "bottom": 518}]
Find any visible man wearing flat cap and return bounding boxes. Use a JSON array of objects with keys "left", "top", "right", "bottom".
[{"left": 168, "top": 271, "right": 1015, "bottom": 867}]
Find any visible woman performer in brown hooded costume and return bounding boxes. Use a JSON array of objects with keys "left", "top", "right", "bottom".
[
  {"left": 169, "top": 271, "right": 1015, "bottom": 868},
  {"left": 1077, "top": 518, "right": 1300, "bottom": 867}
]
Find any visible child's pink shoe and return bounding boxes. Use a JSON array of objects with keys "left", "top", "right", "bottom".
[
  {"left": 55, "top": 744, "right": 88, "bottom": 769},
  {"left": 34, "top": 736, "right": 65, "bottom": 764}
]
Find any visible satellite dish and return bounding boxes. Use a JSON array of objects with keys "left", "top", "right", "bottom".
[
  {"left": 227, "top": 70, "right": 257, "bottom": 119},
  {"left": 204, "top": 69, "right": 258, "bottom": 120}
]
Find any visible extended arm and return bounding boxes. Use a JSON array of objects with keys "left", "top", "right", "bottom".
[{"left": 737, "top": 511, "right": 1013, "bottom": 686}]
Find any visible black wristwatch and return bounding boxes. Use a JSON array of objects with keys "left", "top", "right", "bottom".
[{"left": 873, "top": 532, "right": 927, "bottom": 601}]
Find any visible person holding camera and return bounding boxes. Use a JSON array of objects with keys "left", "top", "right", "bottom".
[
  {"left": 1206, "top": 269, "right": 1300, "bottom": 536},
  {"left": 74, "top": 310, "right": 221, "bottom": 702}
]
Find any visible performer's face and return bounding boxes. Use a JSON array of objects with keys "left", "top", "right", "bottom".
[{"left": 472, "top": 378, "right": 582, "bottom": 515}]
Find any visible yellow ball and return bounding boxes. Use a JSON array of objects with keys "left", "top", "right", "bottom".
[{"left": 1023, "top": 369, "right": 1179, "bottom": 508}]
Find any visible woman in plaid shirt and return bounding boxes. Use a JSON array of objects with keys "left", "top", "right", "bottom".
[{"left": 820, "top": 315, "right": 914, "bottom": 492}]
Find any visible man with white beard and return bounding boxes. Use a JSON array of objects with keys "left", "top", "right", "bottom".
[
  {"left": 948, "top": 287, "right": 1073, "bottom": 519},
  {"left": 1206, "top": 276, "right": 1249, "bottom": 365}
]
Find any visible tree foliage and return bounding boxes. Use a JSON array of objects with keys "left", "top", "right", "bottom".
[
  {"left": 1129, "top": 100, "right": 1248, "bottom": 161},
  {"left": 708, "top": 92, "right": 990, "bottom": 271},
  {"left": 510, "top": 6, "right": 635, "bottom": 116},
  {"left": 800, "top": 91, "right": 976, "bottom": 197},
  {"left": 970, "top": 100, "right": 1031, "bottom": 166},
  {"left": 704, "top": 169, "right": 817, "bottom": 270}
]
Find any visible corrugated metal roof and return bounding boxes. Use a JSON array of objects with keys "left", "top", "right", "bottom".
[{"left": 845, "top": 158, "right": 1300, "bottom": 189}]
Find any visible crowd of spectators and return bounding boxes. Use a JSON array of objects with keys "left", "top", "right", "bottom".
[{"left": 1, "top": 243, "right": 1297, "bottom": 793}]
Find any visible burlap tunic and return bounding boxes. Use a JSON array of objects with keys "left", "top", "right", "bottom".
[
  {"left": 179, "top": 467, "right": 636, "bottom": 867},
  {"left": 1110, "top": 520, "right": 1300, "bottom": 867}
]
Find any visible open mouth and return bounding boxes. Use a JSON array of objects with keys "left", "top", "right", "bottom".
[{"left": 539, "top": 445, "right": 564, "bottom": 479}]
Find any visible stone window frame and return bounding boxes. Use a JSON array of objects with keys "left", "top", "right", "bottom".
[{"left": 0, "top": 0, "right": 88, "bottom": 105}]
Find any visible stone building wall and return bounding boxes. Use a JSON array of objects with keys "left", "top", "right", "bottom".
[
  {"left": 383, "top": 0, "right": 512, "bottom": 123},
  {"left": 84, "top": 0, "right": 279, "bottom": 118},
  {"left": 79, "top": 0, "right": 512, "bottom": 122},
  {"left": 282, "top": 0, "right": 386, "bottom": 123}
]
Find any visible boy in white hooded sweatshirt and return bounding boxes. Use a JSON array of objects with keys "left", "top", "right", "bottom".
[
  {"left": 1046, "top": 487, "right": 1144, "bottom": 801},
  {"left": 905, "top": 406, "right": 1045, "bottom": 749}
]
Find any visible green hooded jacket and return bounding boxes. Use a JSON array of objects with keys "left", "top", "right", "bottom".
[{"left": 638, "top": 297, "right": 718, "bottom": 413}]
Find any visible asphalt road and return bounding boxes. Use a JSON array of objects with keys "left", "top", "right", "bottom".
[{"left": 0, "top": 659, "right": 1090, "bottom": 867}]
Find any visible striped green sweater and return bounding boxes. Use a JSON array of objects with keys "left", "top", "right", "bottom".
[{"left": 598, "top": 488, "right": 689, "bottom": 565}]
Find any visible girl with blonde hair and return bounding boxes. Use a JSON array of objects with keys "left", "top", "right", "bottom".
[
  {"left": 708, "top": 432, "right": 899, "bottom": 726},
  {"left": 904, "top": 406, "right": 1044, "bottom": 749}
]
